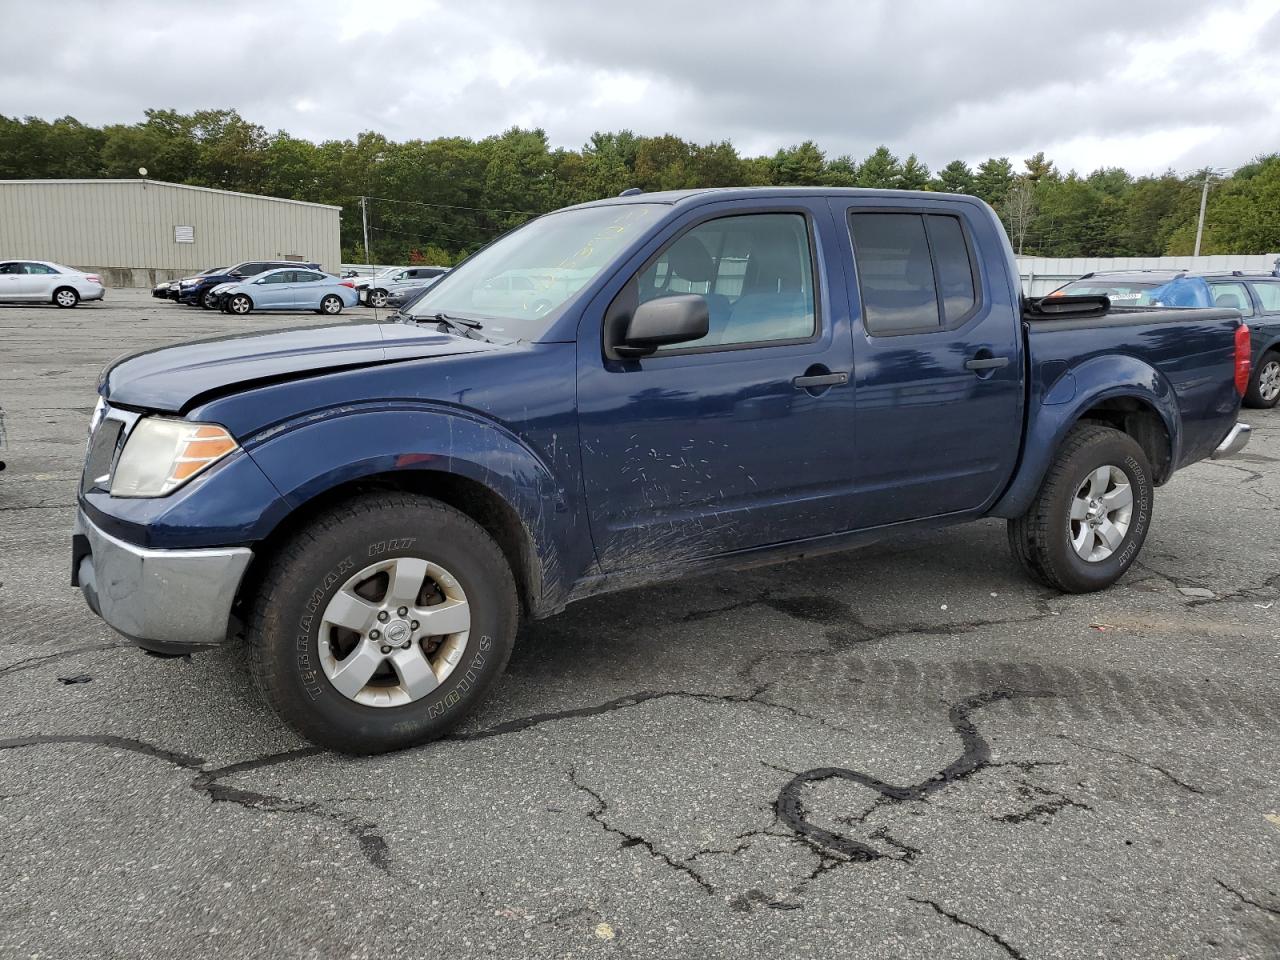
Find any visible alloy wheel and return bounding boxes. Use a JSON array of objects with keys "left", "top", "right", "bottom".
[
  {"left": 1069, "top": 465, "right": 1133, "bottom": 562},
  {"left": 318, "top": 556, "right": 471, "bottom": 707}
]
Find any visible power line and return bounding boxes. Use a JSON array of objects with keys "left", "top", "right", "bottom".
[{"left": 356, "top": 194, "right": 540, "bottom": 217}]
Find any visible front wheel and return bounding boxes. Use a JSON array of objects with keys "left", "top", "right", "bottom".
[
  {"left": 228, "top": 294, "right": 252, "bottom": 315},
  {"left": 53, "top": 287, "right": 79, "bottom": 308},
  {"left": 1244, "top": 352, "right": 1280, "bottom": 409},
  {"left": 247, "top": 493, "right": 518, "bottom": 753},
  {"left": 1007, "top": 424, "right": 1153, "bottom": 593},
  {"left": 202, "top": 290, "right": 219, "bottom": 310},
  {"left": 320, "top": 294, "right": 343, "bottom": 315}
]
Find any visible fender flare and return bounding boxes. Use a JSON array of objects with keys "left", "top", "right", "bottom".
[
  {"left": 989, "top": 354, "right": 1181, "bottom": 519},
  {"left": 243, "top": 404, "right": 583, "bottom": 613}
]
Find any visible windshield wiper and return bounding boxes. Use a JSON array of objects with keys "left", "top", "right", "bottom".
[{"left": 423, "top": 312, "right": 485, "bottom": 338}]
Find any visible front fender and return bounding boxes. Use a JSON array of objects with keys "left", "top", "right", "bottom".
[
  {"left": 989, "top": 354, "right": 1181, "bottom": 519},
  {"left": 245, "top": 405, "right": 588, "bottom": 612}
]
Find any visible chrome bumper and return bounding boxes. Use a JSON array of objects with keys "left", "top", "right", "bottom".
[
  {"left": 74, "top": 509, "right": 253, "bottom": 650},
  {"left": 1211, "top": 422, "right": 1251, "bottom": 460}
]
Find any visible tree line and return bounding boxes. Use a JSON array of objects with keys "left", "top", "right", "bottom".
[{"left": 2, "top": 109, "right": 1277, "bottom": 265}]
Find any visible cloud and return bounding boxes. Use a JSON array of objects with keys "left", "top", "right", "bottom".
[{"left": 1, "top": 0, "right": 1277, "bottom": 175}]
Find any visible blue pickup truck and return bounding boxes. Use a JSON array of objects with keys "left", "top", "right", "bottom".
[{"left": 73, "top": 188, "right": 1253, "bottom": 752}]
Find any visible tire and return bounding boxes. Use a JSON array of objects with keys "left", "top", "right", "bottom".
[
  {"left": 53, "top": 287, "right": 79, "bottom": 308},
  {"left": 228, "top": 294, "right": 252, "bottom": 315},
  {"left": 368, "top": 288, "right": 389, "bottom": 308},
  {"left": 202, "top": 290, "right": 219, "bottom": 310},
  {"left": 320, "top": 294, "right": 343, "bottom": 316},
  {"left": 1244, "top": 352, "right": 1280, "bottom": 409},
  {"left": 247, "top": 492, "right": 518, "bottom": 753},
  {"left": 1007, "top": 424, "right": 1153, "bottom": 593}
]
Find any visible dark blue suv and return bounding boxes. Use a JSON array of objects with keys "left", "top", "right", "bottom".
[{"left": 177, "top": 259, "right": 320, "bottom": 309}]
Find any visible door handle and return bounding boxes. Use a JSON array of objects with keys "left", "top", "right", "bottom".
[
  {"left": 792, "top": 372, "right": 849, "bottom": 389},
  {"left": 964, "top": 356, "right": 1010, "bottom": 371}
]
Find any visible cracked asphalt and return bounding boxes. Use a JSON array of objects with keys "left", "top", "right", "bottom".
[{"left": 1, "top": 290, "right": 1278, "bottom": 959}]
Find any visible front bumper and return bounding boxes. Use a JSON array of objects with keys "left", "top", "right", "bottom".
[
  {"left": 1211, "top": 421, "right": 1251, "bottom": 460},
  {"left": 73, "top": 508, "right": 253, "bottom": 652}
]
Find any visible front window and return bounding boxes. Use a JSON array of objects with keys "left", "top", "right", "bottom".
[
  {"left": 406, "top": 203, "right": 663, "bottom": 338},
  {"left": 637, "top": 212, "right": 817, "bottom": 350}
]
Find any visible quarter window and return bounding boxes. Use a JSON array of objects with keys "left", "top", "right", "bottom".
[
  {"left": 1249, "top": 281, "right": 1280, "bottom": 313},
  {"left": 637, "top": 212, "right": 817, "bottom": 351},
  {"left": 849, "top": 212, "right": 979, "bottom": 335}
]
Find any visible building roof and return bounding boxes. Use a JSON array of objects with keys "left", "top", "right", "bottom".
[{"left": 0, "top": 178, "right": 342, "bottom": 211}]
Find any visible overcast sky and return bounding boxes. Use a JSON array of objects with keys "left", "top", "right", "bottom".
[{"left": 4, "top": 0, "right": 1279, "bottom": 176}]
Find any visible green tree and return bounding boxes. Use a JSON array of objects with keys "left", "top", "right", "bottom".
[
  {"left": 898, "top": 153, "right": 931, "bottom": 190},
  {"left": 932, "top": 159, "right": 976, "bottom": 195},
  {"left": 857, "top": 145, "right": 902, "bottom": 188},
  {"left": 772, "top": 140, "right": 826, "bottom": 185},
  {"left": 973, "top": 157, "right": 1015, "bottom": 207}
]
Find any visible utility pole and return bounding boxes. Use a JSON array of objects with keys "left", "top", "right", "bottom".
[
  {"left": 1193, "top": 172, "right": 1211, "bottom": 257},
  {"left": 360, "top": 195, "right": 371, "bottom": 266}
]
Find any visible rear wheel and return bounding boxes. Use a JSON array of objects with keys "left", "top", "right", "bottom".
[
  {"left": 228, "top": 294, "right": 252, "bottom": 315},
  {"left": 1244, "top": 352, "right": 1280, "bottom": 409},
  {"left": 247, "top": 493, "right": 518, "bottom": 753},
  {"left": 53, "top": 287, "right": 79, "bottom": 308},
  {"left": 319, "top": 294, "right": 343, "bottom": 315},
  {"left": 1008, "top": 424, "right": 1153, "bottom": 593},
  {"left": 368, "top": 288, "right": 389, "bottom": 308}
]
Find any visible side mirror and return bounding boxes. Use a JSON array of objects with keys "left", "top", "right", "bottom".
[{"left": 616, "top": 295, "right": 709, "bottom": 357}]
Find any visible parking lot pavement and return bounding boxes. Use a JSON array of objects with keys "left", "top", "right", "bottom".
[{"left": 1, "top": 289, "right": 1277, "bottom": 959}]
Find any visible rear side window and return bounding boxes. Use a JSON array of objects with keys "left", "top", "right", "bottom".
[
  {"left": 24, "top": 263, "right": 59, "bottom": 275},
  {"left": 1250, "top": 281, "right": 1280, "bottom": 312},
  {"left": 849, "top": 212, "right": 979, "bottom": 335},
  {"left": 1208, "top": 281, "right": 1254, "bottom": 316}
]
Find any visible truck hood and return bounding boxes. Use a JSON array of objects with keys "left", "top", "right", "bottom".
[{"left": 102, "top": 321, "right": 496, "bottom": 413}]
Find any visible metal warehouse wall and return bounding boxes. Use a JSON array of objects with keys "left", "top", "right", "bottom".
[
  {"left": 0, "top": 179, "right": 342, "bottom": 286},
  {"left": 1018, "top": 253, "right": 1280, "bottom": 296}
]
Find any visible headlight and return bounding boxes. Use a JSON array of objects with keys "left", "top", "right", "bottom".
[{"left": 111, "top": 418, "right": 239, "bottom": 497}]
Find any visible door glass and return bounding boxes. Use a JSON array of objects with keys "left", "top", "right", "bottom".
[
  {"left": 925, "top": 215, "right": 978, "bottom": 323},
  {"left": 1208, "top": 281, "right": 1253, "bottom": 315},
  {"left": 638, "top": 213, "right": 816, "bottom": 350},
  {"left": 849, "top": 213, "right": 940, "bottom": 335}
]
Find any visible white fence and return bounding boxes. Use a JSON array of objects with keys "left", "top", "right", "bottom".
[{"left": 1017, "top": 254, "right": 1280, "bottom": 297}]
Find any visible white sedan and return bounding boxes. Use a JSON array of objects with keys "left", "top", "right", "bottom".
[{"left": 0, "top": 260, "right": 105, "bottom": 307}]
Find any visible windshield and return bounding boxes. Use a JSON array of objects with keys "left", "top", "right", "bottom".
[
  {"left": 405, "top": 203, "right": 663, "bottom": 337},
  {"left": 1056, "top": 277, "right": 1213, "bottom": 308}
]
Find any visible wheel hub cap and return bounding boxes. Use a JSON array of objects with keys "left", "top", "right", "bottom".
[
  {"left": 317, "top": 556, "right": 471, "bottom": 707},
  {"left": 1070, "top": 465, "right": 1134, "bottom": 563}
]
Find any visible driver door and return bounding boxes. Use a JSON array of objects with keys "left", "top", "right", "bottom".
[{"left": 576, "top": 200, "right": 859, "bottom": 571}]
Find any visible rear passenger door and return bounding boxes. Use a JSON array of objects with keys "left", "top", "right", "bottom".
[{"left": 833, "top": 199, "right": 1023, "bottom": 525}]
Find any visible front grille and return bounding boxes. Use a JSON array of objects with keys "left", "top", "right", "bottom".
[{"left": 82, "top": 418, "right": 124, "bottom": 494}]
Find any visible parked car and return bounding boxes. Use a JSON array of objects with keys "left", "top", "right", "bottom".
[
  {"left": 212, "top": 268, "right": 359, "bottom": 316},
  {"left": 157, "top": 267, "right": 225, "bottom": 300},
  {"left": 385, "top": 274, "right": 448, "bottom": 308},
  {"left": 0, "top": 260, "right": 104, "bottom": 307},
  {"left": 358, "top": 266, "right": 449, "bottom": 307},
  {"left": 176, "top": 260, "right": 321, "bottom": 308},
  {"left": 73, "top": 187, "right": 1251, "bottom": 753},
  {"left": 1052, "top": 266, "right": 1280, "bottom": 407}
]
